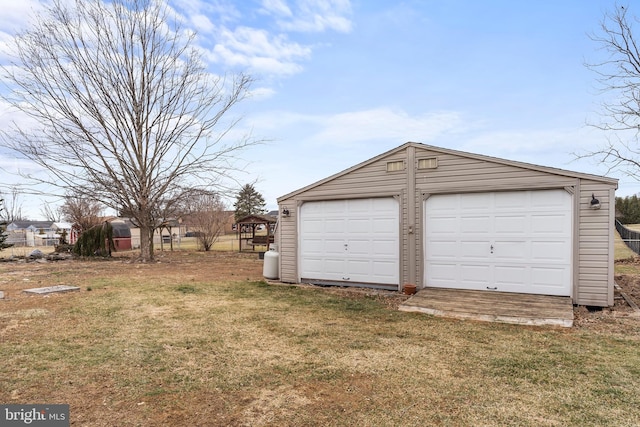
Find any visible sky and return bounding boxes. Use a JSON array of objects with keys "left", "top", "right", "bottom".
[{"left": 0, "top": 0, "right": 636, "bottom": 218}]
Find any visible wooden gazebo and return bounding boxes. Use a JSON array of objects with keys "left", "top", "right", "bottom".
[{"left": 235, "top": 214, "right": 277, "bottom": 252}]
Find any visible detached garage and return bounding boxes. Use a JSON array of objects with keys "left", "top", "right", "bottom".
[{"left": 276, "top": 142, "right": 618, "bottom": 307}]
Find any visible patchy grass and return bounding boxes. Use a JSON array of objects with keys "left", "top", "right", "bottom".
[
  {"left": 0, "top": 252, "right": 639, "bottom": 426},
  {"left": 615, "top": 229, "right": 638, "bottom": 261}
]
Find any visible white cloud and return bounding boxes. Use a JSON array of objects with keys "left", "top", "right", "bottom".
[
  {"left": 248, "top": 86, "right": 277, "bottom": 99},
  {"left": 308, "top": 108, "right": 463, "bottom": 145},
  {"left": 260, "top": 0, "right": 293, "bottom": 17},
  {"left": 247, "top": 107, "right": 466, "bottom": 148},
  {"left": 208, "top": 26, "right": 311, "bottom": 76},
  {"left": 169, "top": 1, "right": 351, "bottom": 78},
  {"left": 190, "top": 13, "right": 216, "bottom": 33},
  {"left": 0, "top": 0, "right": 47, "bottom": 32},
  {"left": 270, "top": 0, "right": 353, "bottom": 33}
]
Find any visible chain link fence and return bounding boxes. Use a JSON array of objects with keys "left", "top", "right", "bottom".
[{"left": 616, "top": 220, "right": 640, "bottom": 255}]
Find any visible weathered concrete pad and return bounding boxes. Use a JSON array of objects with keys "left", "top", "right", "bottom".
[{"left": 23, "top": 285, "right": 80, "bottom": 295}]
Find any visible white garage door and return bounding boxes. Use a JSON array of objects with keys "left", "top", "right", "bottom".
[
  {"left": 425, "top": 190, "right": 572, "bottom": 296},
  {"left": 300, "top": 198, "right": 399, "bottom": 286}
]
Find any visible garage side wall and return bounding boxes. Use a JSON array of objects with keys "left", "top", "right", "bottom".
[{"left": 577, "top": 180, "right": 615, "bottom": 306}]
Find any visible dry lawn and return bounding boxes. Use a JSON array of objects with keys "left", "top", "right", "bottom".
[{"left": 0, "top": 250, "right": 639, "bottom": 426}]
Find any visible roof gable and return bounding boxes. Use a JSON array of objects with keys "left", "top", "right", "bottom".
[{"left": 278, "top": 142, "right": 618, "bottom": 201}]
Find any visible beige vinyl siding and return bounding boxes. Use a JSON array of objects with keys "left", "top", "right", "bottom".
[
  {"left": 276, "top": 204, "right": 298, "bottom": 283},
  {"left": 576, "top": 181, "right": 614, "bottom": 306},
  {"left": 415, "top": 151, "right": 579, "bottom": 192}
]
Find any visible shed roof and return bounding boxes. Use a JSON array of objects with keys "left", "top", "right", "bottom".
[
  {"left": 7, "top": 221, "right": 54, "bottom": 230},
  {"left": 278, "top": 142, "right": 619, "bottom": 202},
  {"left": 236, "top": 214, "right": 277, "bottom": 224}
]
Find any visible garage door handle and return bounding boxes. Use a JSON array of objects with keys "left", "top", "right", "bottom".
[
  {"left": 343, "top": 277, "right": 350, "bottom": 281},
  {"left": 487, "top": 287, "right": 497, "bottom": 290},
  {"left": 490, "top": 245, "right": 494, "bottom": 254}
]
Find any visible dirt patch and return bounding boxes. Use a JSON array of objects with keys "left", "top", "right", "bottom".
[{"left": 572, "top": 258, "right": 640, "bottom": 331}]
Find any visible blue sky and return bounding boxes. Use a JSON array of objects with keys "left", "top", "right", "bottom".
[{"left": 0, "top": 0, "right": 634, "bottom": 218}]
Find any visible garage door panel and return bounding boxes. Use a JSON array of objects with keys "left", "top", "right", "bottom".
[
  {"left": 372, "top": 260, "right": 398, "bottom": 278},
  {"left": 301, "top": 239, "right": 323, "bottom": 254},
  {"left": 300, "top": 198, "right": 399, "bottom": 285},
  {"left": 324, "top": 239, "right": 346, "bottom": 255},
  {"left": 425, "top": 189, "right": 572, "bottom": 296},
  {"left": 531, "top": 214, "right": 570, "bottom": 234},
  {"left": 460, "top": 241, "right": 492, "bottom": 259},
  {"left": 347, "top": 240, "right": 370, "bottom": 255},
  {"left": 428, "top": 263, "right": 459, "bottom": 283},
  {"left": 346, "top": 259, "right": 370, "bottom": 275},
  {"left": 495, "top": 215, "right": 527, "bottom": 234},
  {"left": 347, "top": 198, "right": 371, "bottom": 212},
  {"left": 461, "top": 216, "right": 491, "bottom": 233},
  {"left": 460, "top": 193, "right": 491, "bottom": 210},
  {"left": 531, "top": 241, "right": 567, "bottom": 261},
  {"left": 494, "top": 265, "right": 528, "bottom": 285},
  {"left": 531, "top": 190, "right": 566, "bottom": 207},
  {"left": 373, "top": 218, "right": 397, "bottom": 233},
  {"left": 494, "top": 191, "right": 527, "bottom": 208},
  {"left": 324, "top": 259, "right": 345, "bottom": 275},
  {"left": 460, "top": 265, "right": 491, "bottom": 286},
  {"left": 428, "top": 241, "right": 458, "bottom": 259},
  {"left": 325, "top": 219, "right": 346, "bottom": 233},
  {"left": 428, "top": 216, "right": 458, "bottom": 233},
  {"left": 301, "top": 258, "right": 324, "bottom": 275},
  {"left": 493, "top": 240, "right": 527, "bottom": 260},
  {"left": 347, "top": 218, "right": 370, "bottom": 234},
  {"left": 301, "top": 218, "right": 324, "bottom": 233},
  {"left": 372, "top": 239, "right": 398, "bottom": 256},
  {"left": 429, "top": 194, "right": 458, "bottom": 211}
]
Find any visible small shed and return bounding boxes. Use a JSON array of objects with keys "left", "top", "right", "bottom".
[
  {"left": 111, "top": 222, "right": 132, "bottom": 251},
  {"left": 276, "top": 142, "right": 618, "bottom": 307}
]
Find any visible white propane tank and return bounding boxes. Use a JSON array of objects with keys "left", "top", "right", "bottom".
[{"left": 263, "top": 246, "right": 279, "bottom": 280}]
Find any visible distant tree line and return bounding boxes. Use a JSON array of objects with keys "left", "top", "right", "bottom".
[{"left": 616, "top": 195, "right": 640, "bottom": 224}]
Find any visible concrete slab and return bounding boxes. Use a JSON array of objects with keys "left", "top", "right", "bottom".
[{"left": 23, "top": 285, "right": 80, "bottom": 295}]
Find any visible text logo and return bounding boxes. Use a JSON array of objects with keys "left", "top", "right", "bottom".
[{"left": 1, "top": 405, "right": 69, "bottom": 427}]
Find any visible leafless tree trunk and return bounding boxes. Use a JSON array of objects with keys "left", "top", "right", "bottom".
[
  {"left": 585, "top": 5, "right": 640, "bottom": 177},
  {"left": 1, "top": 0, "right": 253, "bottom": 261}
]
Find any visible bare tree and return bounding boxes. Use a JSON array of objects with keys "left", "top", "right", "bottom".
[
  {"left": 183, "top": 191, "right": 229, "bottom": 251},
  {"left": 59, "top": 196, "right": 103, "bottom": 232},
  {"left": 40, "top": 203, "right": 61, "bottom": 222},
  {"left": 0, "top": 0, "right": 253, "bottom": 261},
  {"left": 585, "top": 5, "right": 640, "bottom": 176},
  {"left": 0, "top": 188, "right": 26, "bottom": 223}
]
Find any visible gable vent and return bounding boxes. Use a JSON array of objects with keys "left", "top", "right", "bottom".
[
  {"left": 386, "top": 160, "right": 405, "bottom": 172},
  {"left": 418, "top": 157, "right": 438, "bottom": 169}
]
